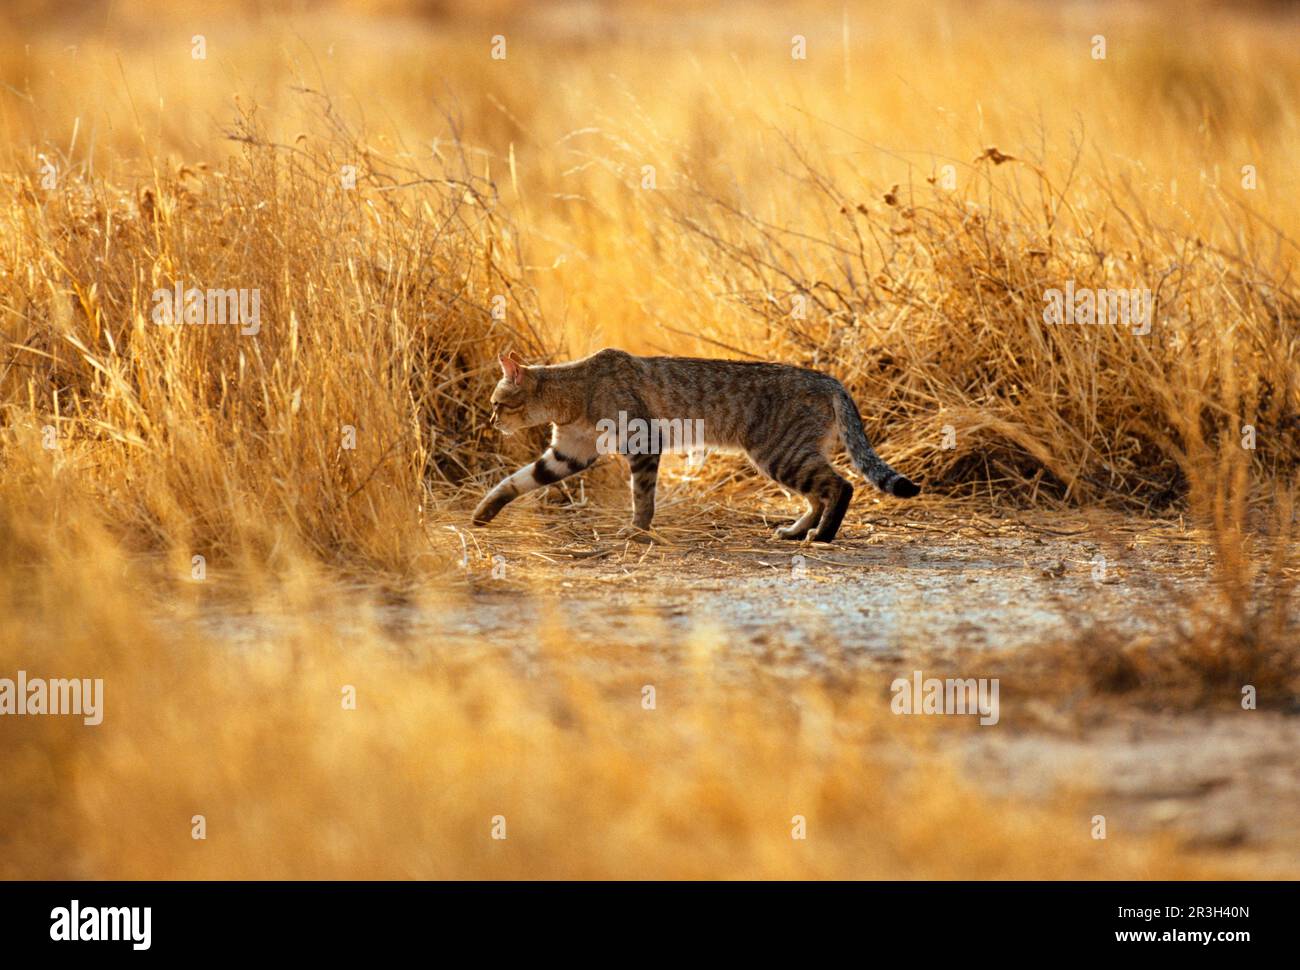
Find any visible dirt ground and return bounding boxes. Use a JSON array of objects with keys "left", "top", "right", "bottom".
[{"left": 201, "top": 490, "right": 1300, "bottom": 876}]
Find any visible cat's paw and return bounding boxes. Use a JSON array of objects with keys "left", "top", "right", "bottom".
[{"left": 773, "top": 525, "right": 812, "bottom": 541}]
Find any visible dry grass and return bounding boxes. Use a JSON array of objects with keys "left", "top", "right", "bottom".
[
  {"left": 0, "top": 474, "right": 1218, "bottom": 879},
  {"left": 0, "top": 0, "right": 1297, "bottom": 878},
  {"left": 1, "top": 97, "right": 549, "bottom": 577}
]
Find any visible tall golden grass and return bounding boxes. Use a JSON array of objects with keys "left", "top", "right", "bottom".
[
  {"left": 0, "top": 0, "right": 1296, "bottom": 878},
  {"left": 1, "top": 100, "right": 551, "bottom": 575}
]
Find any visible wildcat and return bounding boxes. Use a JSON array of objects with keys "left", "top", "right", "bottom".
[{"left": 472, "top": 349, "right": 919, "bottom": 542}]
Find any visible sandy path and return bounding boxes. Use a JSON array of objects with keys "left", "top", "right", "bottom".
[{"left": 201, "top": 500, "right": 1300, "bottom": 874}]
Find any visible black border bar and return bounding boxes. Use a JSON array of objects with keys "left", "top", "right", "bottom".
[{"left": 0, "top": 880, "right": 1290, "bottom": 956}]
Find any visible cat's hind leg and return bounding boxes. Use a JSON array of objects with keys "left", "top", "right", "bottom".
[
  {"left": 752, "top": 448, "right": 844, "bottom": 541},
  {"left": 812, "top": 474, "right": 853, "bottom": 542}
]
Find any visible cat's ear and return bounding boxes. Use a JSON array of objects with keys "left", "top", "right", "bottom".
[{"left": 499, "top": 351, "right": 525, "bottom": 385}]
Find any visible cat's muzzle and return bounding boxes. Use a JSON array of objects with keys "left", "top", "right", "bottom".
[{"left": 489, "top": 407, "right": 516, "bottom": 435}]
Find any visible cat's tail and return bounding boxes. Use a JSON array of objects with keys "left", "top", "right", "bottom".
[{"left": 832, "top": 386, "right": 921, "bottom": 498}]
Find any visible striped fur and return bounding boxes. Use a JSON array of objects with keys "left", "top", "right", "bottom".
[{"left": 472, "top": 349, "right": 919, "bottom": 542}]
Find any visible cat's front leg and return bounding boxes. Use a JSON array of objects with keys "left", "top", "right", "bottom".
[
  {"left": 472, "top": 443, "right": 595, "bottom": 526},
  {"left": 628, "top": 452, "right": 660, "bottom": 531}
]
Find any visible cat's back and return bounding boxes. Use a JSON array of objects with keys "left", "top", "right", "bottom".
[
  {"left": 568, "top": 350, "right": 839, "bottom": 429},
  {"left": 576, "top": 348, "right": 826, "bottom": 384},
  {"left": 638, "top": 353, "right": 829, "bottom": 389}
]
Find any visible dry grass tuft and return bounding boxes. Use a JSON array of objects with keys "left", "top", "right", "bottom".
[
  {"left": 657, "top": 139, "right": 1300, "bottom": 509},
  {"left": 2, "top": 98, "right": 546, "bottom": 576}
]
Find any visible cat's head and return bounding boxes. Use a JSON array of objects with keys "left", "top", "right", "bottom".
[{"left": 489, "top": 352, "right": 546, "bottom": 435}]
